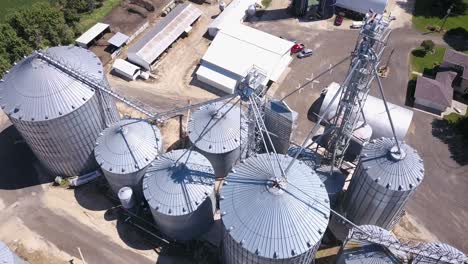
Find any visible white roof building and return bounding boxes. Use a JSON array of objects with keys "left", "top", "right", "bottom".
[
  {"left": 208, "top": 0, "right": 257, "bottom": 37},
  {"left": 196, "top": 24, "right": 294, "bottom": 94},
  {"left": 75, "top": 23, "right": 110, "bottom": 48},
  {"left": 335, "top": 0, "right": 388, "bottom": 14},
  {"left": 112, "top": 59, "right": 141, "bottom": 80},
  {"left": 127, "top": 3, "right": 202, "bottom": 70},
  {"left": 108, "top": 32, "right": 129, "bottom": 48}
]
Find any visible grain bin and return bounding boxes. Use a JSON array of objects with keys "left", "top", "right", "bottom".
[
  {"left": 264, "top": 100, "right": 298, "bottom": 154},
  {"left": 0, "top": 46, "right": 119, "bottom": 176},
  {"left": 413, "top": 243, "right": 466, "bottom": 264},
  {"left": 143, "top": 149, "right": 216, "bottom": 241},
  {"left": 0, "top": 241, "right": 25, "bottom": 264},
  {"left": 187, "top": 102, "right": 247, "bottom": 178},
  {"left": 316, "top": 166, "right": 345, "bottom": 207},
  {"left": 288, "top": 146, "right": 322, "bottom": 169},
  {"left": 337, "top": 225, "right": 400, "bottom": 264},
  {"left": 220, "top": 153, "right": 330, "bottom": 264},
  {"left": 343, "top": 138, "right": 424, "bottom": 229},
  {"left": 94, "top": 118, "right": 162, "bottom": 195}
]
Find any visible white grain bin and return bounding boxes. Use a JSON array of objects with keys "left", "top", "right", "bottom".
[
  {"left": 187, "top": 102, "right": 247, "bottom": 178},
  {"left": 143, "top": 149, "right": 216, "bottom": 241},
  {"left": 337, "top": 225, "right": 401, "bottom": 264},
  {"left": 94, "top": 118, "right": 162, "bottom": 196},
  {"left": 220, "top": 153, "right": 330, "bottom": 264},
  {"left": 0, "top": 46, "right": 119, "bottom": 176},
  {"left": 343, "top": 137, "right": 424, "bottom": 229},
  {"left": 0, "top": 241, "right": 25, "bottom": 264}
]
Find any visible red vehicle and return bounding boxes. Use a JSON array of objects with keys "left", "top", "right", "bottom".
[
  {"left": 334, "top": 14, "right": 344, "bottom": 26},
  {"left": 291, "top": 43, "right": 305, "bottom": 54}
]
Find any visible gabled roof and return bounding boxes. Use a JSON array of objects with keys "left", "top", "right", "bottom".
[
  {"left": 443, "top": 49, "right": 468, "bottom": 79},
  {"left": 415, "top": 72, "right": 456, "bottom": 107},
  {"left": 76, "top": 23, "right": 109, "bottom": 46}
]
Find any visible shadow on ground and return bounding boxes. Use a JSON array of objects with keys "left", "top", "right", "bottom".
[
  {"left": 431, "top": 119, "right": 468, "bottom": 166},
  {"left": 443, "top": 28, "right": 468, "bottom": 52},
  {"left": 0, "top": 125, "right": 52, "bottom": 190},
  {"left": 74, "top": 179, "right": 115, "bottom": 211}
]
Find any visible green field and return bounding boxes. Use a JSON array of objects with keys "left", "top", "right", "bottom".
[
  {"left": 413, "top": 0, "right": 468, "bottom": 32},
  {"left": 0, "top": 0, "right": 46, "bottom": 22},
  {"left": 78, "top": 0, "right": 122, "bottom": 32},
  {"left": 410, "top": 45, "right": 446, "bottom": 74}
]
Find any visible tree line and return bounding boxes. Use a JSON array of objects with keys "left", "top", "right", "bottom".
[{"left": 0, "top": 0, "right": 105, "bottom": 75}]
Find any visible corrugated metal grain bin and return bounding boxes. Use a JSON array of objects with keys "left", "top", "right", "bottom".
[
  {"left": 95, "top": 118, "right": 162, "bottom": 195},
  {"left": 337, "top": 225, "right": 400, "bottom": 264},
  {"left": 187, "top": 102, "right": 247, "bottom": 178},
  {"left": 143, "top": 149, "right": 216, "bottom": 241},
  {"left": 0, "top": 46, "right": 119, "bottom": 176},
  {"left": 343, "top": 138, "right": 424, "bottom": 229},
  {"left": 316, "top": 166, "right": 345, "bottom": 207},
  {"left": 220, "top": 153, "right": 330, "bottom": 264},
  {"left": 413, "top": 243, "right": 466, "bottom": 264}
]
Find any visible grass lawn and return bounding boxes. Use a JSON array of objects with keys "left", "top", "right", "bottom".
[
  {"left": 409, "top": 45, "right": 446, "bottom": 74},
  {"left": 78, "top": 0, "right": 122, "bottom": 32},
  {"left": 444, "top": 109, "right": 468, "bottom": 124},
  {"left": 413, "top": 0, "right": 468, "bottom": 32},
  {"left": 0, "top": 0, "right": 46, "bottom": 22}
]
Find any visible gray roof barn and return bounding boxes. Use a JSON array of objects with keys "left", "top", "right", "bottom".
[
  {"left": 415, "top": 71, "right": 457, "bottom": 108},
  {"left": 127, "top": 3, "right": 201, "bottom": 70}
]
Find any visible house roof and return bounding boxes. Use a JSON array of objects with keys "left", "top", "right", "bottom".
[
  {"left": 415, "top": 72, "right": 457, "bottom": 107},
  {"left": 443, "top": 49, "right": 468, "bottom": 79}
]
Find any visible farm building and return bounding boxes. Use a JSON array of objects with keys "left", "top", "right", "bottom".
[
  {"left": 196, "top": 24, "right": 294, "bottom": 94},
  {"left": 75, "top": 23, "right": 111, "bottom": 48},
  {"left": 112, "top": 59, "right": 141, "bottom": 80},
  {"left": 207, "top": 0, "right": 257, "bottom": 37},
  {"left": 335, "top": 0, "right": 388, "bottom": 15},
  {"left": 414, "top": 71, "right": 457, "bottom": 114},
  {"left": 127, "top": 3, "right": 202, "bottom": 70}
]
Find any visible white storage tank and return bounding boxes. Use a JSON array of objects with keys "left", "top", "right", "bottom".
[
  {"left": 143, "top": 149, "right": 216, "bottom": 241},
  {"left": 0, "top": 241, "right": 25, "bottom": 264},
  {"left": 337, "top": 225, "right": 400, "bottom": 264},
  {"left": 343, "top": 137, "right": 424, "bottom": 229},
  {"left": 220, "top": 153, "right": 330, "bottom": 264},
  {"left": 187, "top": 102, "right": 247, "bottom": 178},
  {"left": 0, "top": 46, "right": 119, "bottom": 176},
  {"left": 413, "top": 242, "right": 466, "bottom": 264},
  {"left": 94, "top": 118, "right": 162, "bottom": 196},
  {"left": 118, "top": 186, "right": 135, "bottom": 209}
]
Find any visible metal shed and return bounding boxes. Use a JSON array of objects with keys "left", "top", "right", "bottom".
[
  {"left": 220, "top": 153, "right": 330, "bottom": 264},
  {"left": 0, "top": 46, "right": 119, "bottom": 176},
  {"left": 108, "top": 32, "right": 129, "bottom": 48},
  {"left": 335, "top": 0, "right": 388, "bottom": 14},
  {"left": 127, "top": 3, "right": 202, "bottom": 70},
  {"left": 143, "top": 149, "right": 216, "bottom": 241},
  {"left": 0, "top": 241, "right": 25, "bottom": 264},
  {"left": 75, "top": 23, "right": 110, "bottom": 48},
  {"left": 95, "top": 118, "right": 162, "bottom": 196},
  {"left": 112, "top": 59, "right": 141, "bottom": 81},
  {"left": 343, "top": 138, "right": 424, "bottom": 229},
  {"left": 187, "top": 102, "right": 247, "bottom": 178}
]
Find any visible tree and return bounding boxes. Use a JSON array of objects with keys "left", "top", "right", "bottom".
[
  {"left": 6, "top": 3, "right": 75, "bottom": 49},
  {"left": 421, "top": 40, "right": 435, "bottom": 53},
  {"left": 0, "top": 55, "right": 11, "bottom": 77},
  {"left": 0, "top": 24, "right": 32, "bottom": 64}
]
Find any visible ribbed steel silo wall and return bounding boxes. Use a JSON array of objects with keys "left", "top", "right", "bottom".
[
  {"left": 149, "top": 192, "right": 216, "bottom": 241},
  {"left": 222, "top": 230, "right": 319, "bottom": 264},
  {"left": 343, "top": 161, "right": 414, "bottom": 229},
  {"left": 12, "top": 94, "right": 108, "bottom": 176},
  {"left": 264, "top": 106, "right": 295, "bottom": 155},
  {"left": 103, "top": 169, "right": 147, "bottom": 196},
  {"left": 195, "top": 147, "right": 241, "bottom": 178}
]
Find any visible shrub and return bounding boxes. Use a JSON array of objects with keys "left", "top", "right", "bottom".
[{"left": 421, "top": 40, "right": 435, "bottom": 53}]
